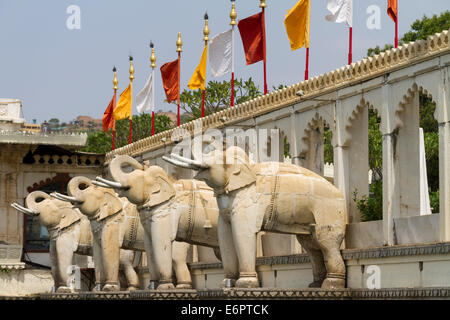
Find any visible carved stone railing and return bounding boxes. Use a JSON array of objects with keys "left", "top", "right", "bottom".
[
  {"left": 28, "top": 154, "right": 104, "bottom": 167},
  {"left": 105, "top": 29, "right": 449, "bottom": 164}
]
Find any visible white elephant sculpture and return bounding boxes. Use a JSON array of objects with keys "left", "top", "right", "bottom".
[
  {"left": 11, "top": 192, "right": 138, "bottom": 293},
  {"left": 53, "top": 176, "right": 192, "bottom": 291},
  {"left": 96, "top": 155, "right": 223, "bottom": 290},
  {"left": 163, "top": 146, "right": 347, "bottom": 289}
]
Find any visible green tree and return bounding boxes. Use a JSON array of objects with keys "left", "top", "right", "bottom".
[
  {"left": 176, "top": 78, "right": 261, "bottom": 123},
  {"left": 83, "top": 113, "right": 173, "bottom": 154}
]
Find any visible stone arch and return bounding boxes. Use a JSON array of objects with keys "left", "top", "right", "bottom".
[{"left": 299, "top": 112, "right": 333, "bottom": 175}]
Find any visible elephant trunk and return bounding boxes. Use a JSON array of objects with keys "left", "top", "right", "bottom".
[
  {"left": 67, "top": 176, "right": 92, "bottom": 197},
  {"left": 25, "top": 191, "right": 51, "bottom": 211},
  {"left": 109, "top": 155, "right": 144, "bottom": 187}
]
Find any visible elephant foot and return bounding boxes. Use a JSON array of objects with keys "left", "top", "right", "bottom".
[
  {"left": 56, "top": 286, "right": 73, "bottom": 294},
  {"left": 221, "top": 278, "right": 236, "bottom": 288},
  {"left": 321, "top": 277, "right": 345, "bottom": 289},
  {"left": 157, "top": 282, "right": 175, "bottom": 290},
  {"left": 235, "top": 277, "right": 259, "bottom": 288},
  {"left": 308, "top": 280, "right": 324, "bottom": 288},
  {"left": 127, "top": 286, "right": 139, "bottom": 291},
  {"left": 176, "top": 282, "right": 192, "bottom": 290},
  {"left": 102, "top": 283, "right": 121, "bottom": 292}
]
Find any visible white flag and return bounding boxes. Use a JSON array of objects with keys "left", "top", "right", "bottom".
[
  {"left": 209, "top": 29, "right": 232, "bottom": 78},
  {"left": 136, "top": 73, "right": 154, "bottom": 113},
  {"left": 325, "top": 0, "right": 353, "bottom": 27}
]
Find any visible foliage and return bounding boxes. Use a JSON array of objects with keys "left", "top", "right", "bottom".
[
  {"left": 82, "top": 113, "right": 173, "bottom": 154},
  {"left": 0, "top": 267, "right": 11, "bottom": 274},
  {"left": 176, "top": 78, "right": 261, "bottom": 123},
  {"left": 367, "top": 11, "right": 450, "bottom": 57},
  {"left": 430, "top": 190, "right": 440, "bottom": 214},
  {"left": 353, "top": 180, "right": 383, "bottom": 222}
]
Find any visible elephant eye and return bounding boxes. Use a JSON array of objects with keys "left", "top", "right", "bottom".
[
  {"left": 79, "top": 183, "right": 88, "bottom": 190},
  {"left": 35, "top": 197, "right": 45, "bottom": 203}
]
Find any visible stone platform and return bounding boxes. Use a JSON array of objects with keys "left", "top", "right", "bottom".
[{"left": 34, "top": 287, "right": 450, "bottom": 300}]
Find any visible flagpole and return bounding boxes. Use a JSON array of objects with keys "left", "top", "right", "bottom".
[
  {"left": 150, "top": 42, "right": 156, "bottom": 136},
  {"left": 260, "top": 0, "right": 268, "bottom": 95},
  {"left": 348, "top": 27, "right": 353, "bottom": 65},
  {"left": 112, "top": 67, "right": 118, "bottom": 150},
  {"left": 128, "top": 56, "right": 134, "bottom": 144},
  {"left": 305, "top": 47, "right": 309, "bottom": 80},
  {"left": 176, "top": 33, "right": 182, "bottom": 127},
  {"left": 201, "top": 13, "right": 210, "bottom": 118},
  {"left": 230, "top": 0, "right": 237, "bottom": 107},
  {"left": 395, "top": 16, "right": 398, "bottom": 48}
]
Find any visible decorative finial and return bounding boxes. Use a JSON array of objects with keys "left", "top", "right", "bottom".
[
  {"left": 113, "top": 66, "right": 118, "bottom": 90},
  {"left": 176, "top": 32, "right": 183, "bottom": 52},
  {"left": 230, "top": 1, "right": 237, "bottom": 26},
  {"left": 259, "top": 0, "right": 267, "bottom": 8},
  {"left": 129, "top": 56, "right": 135, "bottom": 82},
  {"left": 203, "top": 12, "right": 210, "bottom": 43},
  {"left": 150, "top": 41, "right": 156, "bottom": 69}
]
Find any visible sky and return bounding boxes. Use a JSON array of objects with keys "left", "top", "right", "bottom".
[{"left": 0, "top": 0, "right": 448, "bottom": 124}]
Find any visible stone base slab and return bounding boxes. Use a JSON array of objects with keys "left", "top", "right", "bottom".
[{"left": 34, "top": 287, "right": 450, "bottom": 300}]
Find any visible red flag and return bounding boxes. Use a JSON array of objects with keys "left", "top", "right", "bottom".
[
  {"left": 160, "top": 59, "right": 179, "bottom": 103},
  {"left": 387, "top": 0, "right": 397, "bottom": 22},
  {"left": 102, "top": 93, "right": 116, "bottom": 132},
  {"left": 238, "top": 12, "right": 266, "bottom": 65}
]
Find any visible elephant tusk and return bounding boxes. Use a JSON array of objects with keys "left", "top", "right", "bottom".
[
  {"left": 170, "top": 153, "right": 209, "bottom": 169},
  {"left": 91, "top": 180, "right": 114, "bottom": 189},
  {"left": 11, "top": 203, "right": 39, "bottom": 216},
  {"left": 51, "top": 192, "right": 83, "bottom": 204},
  {"left": 95, "top": 177, "right": 127, "bottom": 189},
  {"left": 162, "top": 156, "right": 198, "bottom": 170}
]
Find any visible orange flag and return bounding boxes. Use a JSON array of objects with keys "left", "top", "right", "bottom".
[
  {"left": 387, "top": 0, "right": 397, "bottom": 22},
  {"left": 160, "top": 59, "right": 179, "bottom": 103},
  {"left": 102, "top": 93, "right": 116, "bottom": 132}
]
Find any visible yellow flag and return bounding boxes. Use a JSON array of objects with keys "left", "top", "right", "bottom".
[
  {"left": 114, "top": 83, "right": 132, "bottom": 120},
  {"left": 284, "top": 0, "right": 311, "bottom": 51},
  {"left": 188, "top": 45, "right": 208, "bottom": 91}
]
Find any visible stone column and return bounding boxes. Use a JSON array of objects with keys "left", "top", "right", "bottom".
[
  {"left": 437, "top": 66, "right": 450, "bottom": 241},
  {"left": 333, "top": 99, "right": 369, "bottom": 224},
  {"left": 0, "top": 145, "right": 27, "bottom": 244}
]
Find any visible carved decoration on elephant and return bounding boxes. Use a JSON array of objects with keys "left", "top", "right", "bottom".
[
  {"left": 164, "top": 145, "right": 347, "bottom": 289},
  {"left": 96, "top": 155, "right": 222, "bottom": 290},
  {"left": 11, "top": 192, "right": 138, "bottom": 293}
]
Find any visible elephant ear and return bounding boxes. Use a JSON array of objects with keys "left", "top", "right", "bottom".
[
  {"left": 59, "top": 206, "right": 81, "bottom": 230},
  {"left": 226, "top": 164, "right": 256, "bottom": 193},
  {"left": 145, "top": 167, "right": 176, "bottom": 207},
  {"left": 98, "top": 191, "right": 123, "bottom": 220}
]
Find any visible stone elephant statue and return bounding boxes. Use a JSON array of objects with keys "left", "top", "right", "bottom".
[
  {"left": 163, "top": 146, "right": 347, "bottom": 289},
  {"left": 11, "top": 191, "right": 139, "bottom": 293},
  {"left": 53, "top": 176, "right": 192, "bottom": 291},
  {"left": 96, "top": 155, "right": 222, "bottom": 290}
]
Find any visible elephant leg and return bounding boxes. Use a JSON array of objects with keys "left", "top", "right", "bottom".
[
  {"left": 55, "top": 239, "right": 75, "bottom": 293},
  {"left": 150, "top": 220, "right": 175, "bottom": 290},
  {"left": 312, "top": 224, "right": 346, "bottom": 289},
  {"left": 143, "top": 230, "right": 159, "bottom": 290},
  {"left": 92, "top": 237, "right": 105, "bottom": 291},
  {"left": 230, "top": 212, "right": 259, "bottom": 288},
  {"left": 296, "top": 234, "right": 327, "bottom": 288},
  {"left": 119, "top": 250, "right": 140, "bottom": 291},
  {"left": 100, "top": 223, "right": 121, "bottom": 291},
  {"left": 172, "top": 241, "right": 192, "bottom": 289},
  {"left": 218, "top": 214, "right": 239, "bottom": 288}
]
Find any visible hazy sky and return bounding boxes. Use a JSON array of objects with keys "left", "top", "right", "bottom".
[{"left": 0, "top": 0, "right": 448, "bottom": 124}]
